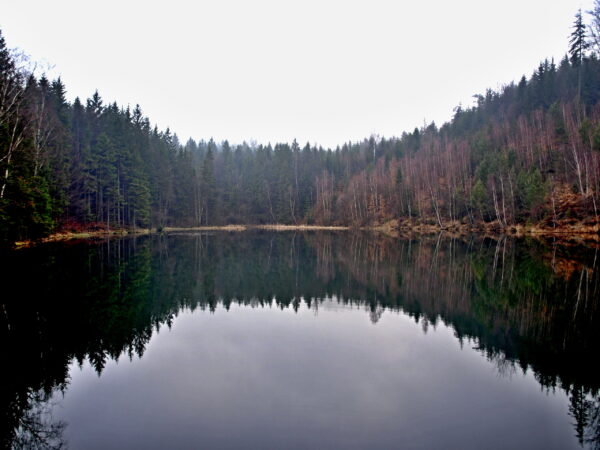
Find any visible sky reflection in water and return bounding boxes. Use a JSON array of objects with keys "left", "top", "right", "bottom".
[{"left": 2, "top": 233, "right": 599, "bottom": 449}]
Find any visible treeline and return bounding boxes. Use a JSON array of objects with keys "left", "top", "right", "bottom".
[
  {"left": 0, "top": 31, "right": 192, "bottom": 241},
  {"left": 2, "top": 7, "right": 600, "bottom": 242},
  {"left": 314, "top": 8, "right": 600, "bottom": 228}
]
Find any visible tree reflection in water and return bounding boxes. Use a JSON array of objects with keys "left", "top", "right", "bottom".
[
  {"left": 0, "top": 232, "right": 598, "bottom": 448},
  {"left": 11, "top": 389, "right": 66, "bottom": 450}
]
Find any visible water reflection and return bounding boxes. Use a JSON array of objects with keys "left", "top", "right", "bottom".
[
  {"left": 1, "top": 232, "right": 599, "bottom": 448},
  {"left": 10, "top": 388, "right": 66, "bottom": 449}
]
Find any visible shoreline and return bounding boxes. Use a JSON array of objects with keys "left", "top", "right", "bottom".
[
  {"left": 12, "top": 225, "right": 349, "bottom": 248},
  {"left": 11, "top": 220, "right": 600, "bottom": 249}
]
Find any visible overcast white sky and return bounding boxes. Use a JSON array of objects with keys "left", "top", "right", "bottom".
[{"left": 1, "top": 0, "right": 595, "bottom": 148}]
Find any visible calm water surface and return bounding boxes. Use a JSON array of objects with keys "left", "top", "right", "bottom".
[{"left": 1, "top": 232, "right": 599, "bottom": 449}]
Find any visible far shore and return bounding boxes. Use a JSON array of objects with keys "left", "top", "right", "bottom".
[
  {"left": 164, "top": 224, "right": 350, "bottom": 232},
  {"left": 12, "top": 224, "right": 349, "bottom": 248},
  {"left": 11, "top": 219, "right": 600, "bottom": 249}
]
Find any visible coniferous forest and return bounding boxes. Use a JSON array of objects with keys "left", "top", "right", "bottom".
[{"left": 2, "top": 7, "right": 600, "bottom": 244}]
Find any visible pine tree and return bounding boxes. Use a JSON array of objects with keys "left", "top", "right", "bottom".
[
  {"left": 570, "top": 9, "right": 589, "bottom": 67},
  {"left": 201, "top": 143, "right": 216, "bottom": 225},
  {"left": 95, "top": 133, "right": 118, "bottom": 228},
  {"left": 570, "top": 9, "right": 590, "bottom": 108}
]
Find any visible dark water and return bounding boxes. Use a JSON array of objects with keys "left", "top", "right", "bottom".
[{"left": 1, "top": 232, "right": 599, "bottom": 449}]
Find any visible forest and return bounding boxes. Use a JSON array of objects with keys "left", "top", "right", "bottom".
[{"left": 2, "top": 7, "right": 600, "bottom": 243}]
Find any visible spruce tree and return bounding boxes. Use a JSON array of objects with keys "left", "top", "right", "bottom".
[
  {"left": 201, "top": 143, "right": 216, "bottom": 225},
  {"left": 570, "top": 9, "right": 589, "bottom": 67},
  {"left": 570, "top": 9, "right": 590, "bottom": 108}
]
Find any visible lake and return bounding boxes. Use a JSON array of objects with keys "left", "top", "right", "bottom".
[{"left": 1, "top": 232, "right": 599, "bottom": 449}]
